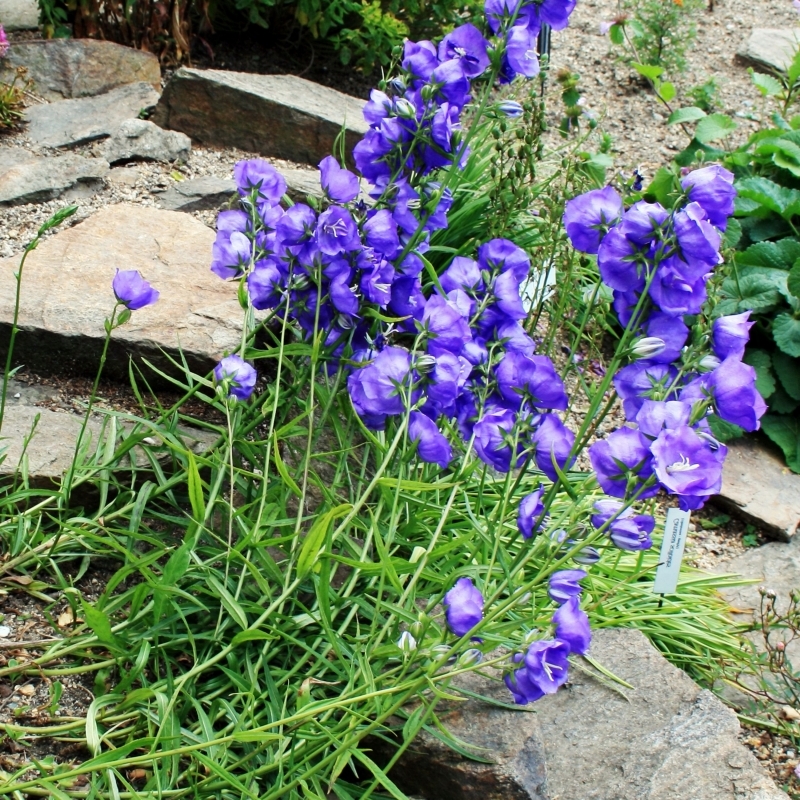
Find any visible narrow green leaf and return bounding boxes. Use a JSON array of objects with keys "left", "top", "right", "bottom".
[
  {"left": 296, "top": 503, "right": 352, "bottom": 579},
  {"left": 186, "top": 450, "right": 206, "bottom": 521},
  {"left": 207, "top": 576, "right": 249, "bottom": 629},
  {"left": 273, "top": 433, "right": 302, "bottom": 498}
]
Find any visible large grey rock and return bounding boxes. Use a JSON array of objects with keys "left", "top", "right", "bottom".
[
  {"left": 24, "top": 83, "right": 161, "bottom": 148},
  {"left": 282, "top": 166, "right": 323, "bottom": 201},
  {"left": 0, "top": 40, "right": 161, "bottom": 101},
  {"left": 152, "top": 68, "right": 368, "bottom": 166},
  {"left": 0, "top": 0, "right": 38, "bottom": 30},
  {"left": 716, "top": 534, "right": 800, "bottom": 667},
  {"left": 100, "top": 118, "right": 191, "bottom": 164},
  {"left": 0, "top": 203, "right": 243, "bottom": 380},
  {"left": 714, "top": 437, "right": 800, "bottom": 541},
  {"left": 157, "top": 176, "right": 236, "bottom": 212},
  {"left": 738, "top": 29, "right": 800, "bottom": 73},
  {"left": 0, "top": 403, "right": 216, "bottom": 489},
  {"left": 383, "top": 629, "right": 788, "bottom": 800},
  {"left": 0, "top": 146, "right": 109, "bottom": 204}
]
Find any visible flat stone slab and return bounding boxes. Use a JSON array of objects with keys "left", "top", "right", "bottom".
[
  {"left": 0, "top": 40, "right": 161, "bottom": 101},
  {"left": 716, "top": 534, "right": 800, "bottom": 668},
  {"left": 152, "top": 68, "right": 368, "bottom": 166},
  {"left": 0, "top": 203, "right": 243, "bottom": 380},
  {"left": 0, "top": 0, "right": 38, "bottom": 29},
  {"left": 157, "top": 176, "right": 236, "bottom": 212},
  {"left": 282, "top": 166, "right": 324, "bottom": 201},
  {"left": 101, "top": 118, "right": 191, "bottom": 164},
  {"left": 738, "top": 29, "right": 800, "bottom": 72},
  {"left": 0, "top": 403, "right": 216, "bottom": 489},
  {"left": 383, "top": 629, "right": 788, "bottom": 800},
  {"left": 0, "top": 146, "right": 109, "bottom": 205},
  {"left": 24, "top": 83, "right": 161, "bottom": 148},
  {"left": 714, "top": 437, "right": 800, "bottom": 541}
]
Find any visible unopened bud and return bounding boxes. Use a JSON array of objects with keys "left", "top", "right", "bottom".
[
  {"left": 631, "top": 337, "right": 666, "bottom": 359},
  {"left": 421, "top": 84, "right": 435, "bottom": 101},
  {"left": 573, "top": 545, "right": 601, "bottom": 565},
  {"left": 458, "top": 648, "right": 483, "bottom": 666},
  {"left": 397, "top": 631, "right": 417, "bottom": 655},
  {"left": 388, "top": 76, "right": 407, "bottom": 95},
  {"left": 415, "top": 354, "right": 437, "bottom": 374},
  {"left": 497, "top": 100, "right": 524, "bottom": 118},
  {"left": 394, "top": 98, "right": 416, "bottom": 118},
  {"left": 698, "top": 354, "right": 721, "bottom": 372},
  {"left": 777, "top": 641, "right": 786, "bottom": 651}
]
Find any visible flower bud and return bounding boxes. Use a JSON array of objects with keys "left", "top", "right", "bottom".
[
  {"left": 631, "top": 337, "right": 666, "bottom": 359},
  {"left": 397, "top": 631, "right": 417, "bottom": 655},
  {"left": 698, "top": 354, "right": 721, "bottom": 372},
  {"left": 777, "top": 641, "right": 786, "bottom": 651},
  {"left": 421, "top": 84, "right": 435, "bottom": 101},
  {"left": 498, "top": 100, "right": 524, "bottom": 118},
  {"left": 394, "top": 98, "right": 416, "bottom": 118},
  {"left": 572, "top": 545, "right": 601, "bottom": 565},
  {"left": 458, "top": 648, "right": 483, "bottom": 666},
  {"left": 388, "top": 76, "right": 407, "bottom": 95},
  {"left": 415, "top": 354, "right": 437, "bottom": 374}
]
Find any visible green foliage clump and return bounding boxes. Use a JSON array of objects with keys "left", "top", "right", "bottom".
[
  {"left": 0, "top": 68, "right": 30, "bottom": 129},
  {"left": 618, "top": 0, "right": 705, "bottom": 75},
  {"left": 652, "top": 50, "right": 800, "bottom": 472},
  {"left": 37, "top": 0, "right": 483, "bottom": 70}
]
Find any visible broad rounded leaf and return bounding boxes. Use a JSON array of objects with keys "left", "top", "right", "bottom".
[
  {"left": 760, "top": 413, "right": 800, "bottom": 472},
  {"left": 773, "top": 350, "right": 800, "bottom": 400},
  {"left": 694, "top": 113, "right": 737, "bottom": 144},
  {"left": 667, "top": 106, "right": 707, "bottom": 125},
  {"left": 721, "top": 273, "right": 782, "bottom": 313},
  {"left": 773, "top": 312, "right": 800, "bottom": 357},
  {"left": 788, "top": 258, "right": 800, "bottom": 299},
  {"left": 743, "top": 349, "right": 776, "bottom": 398}
]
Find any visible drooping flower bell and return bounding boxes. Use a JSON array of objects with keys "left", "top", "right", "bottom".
[
  {"left": 443, "top": 577, "right": 484, "bottom": 637},
  {"left": 214, "top": 354, "right": 257, "bottom": 401},
  {"left": 112, "top": 269, "right": 159, "bottom": 310}
]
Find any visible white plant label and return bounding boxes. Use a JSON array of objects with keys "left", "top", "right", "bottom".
[{"left": 653, "top": 508, "right": 691, "bottom": 595}]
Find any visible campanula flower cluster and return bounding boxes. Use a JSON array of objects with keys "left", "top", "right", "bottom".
[{"left": 564, "top": 165, "right": 765, "bottom": 532}]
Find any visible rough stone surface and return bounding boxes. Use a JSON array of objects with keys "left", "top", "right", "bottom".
[
  {"left": 384, "top": 629, "right": 788, "bottom": 800},
  {"left": 157, "top": 176, "right": 236, "bottom": 212},
  {"left": 100, "top": 118, "right": 191, "bottom": 164},
  {"left": 282, "top": 166, "right": 323, "bottom": 201},
  {"left": 715, "top": 437, "right": 800, "bottom": 541},
  {"left": 716, "top": 534, "right": 800, "bottom": 667},
  {"left": 0, "top": 203, "right": 243, "bottom": 379},
  {"left": 0, "top": 40, "right": 161, "bottom": 101},
  {"left": 738, "top": 29, "right": 800, "bottom": 72},
  {"left": 0, "top": 147, "right": 109, "bottom": 205},
  {"left": 152, "top": 68, "right": 368, "bottom": 166},
  {"left": 0, "top": 402, "right": 215, "bottom": 489},
  {"left": 0, "top": 0, "right": 38, "bottom": 29},
  {"left": 24, "top": 83, "right": 161, "bottom": 148}
]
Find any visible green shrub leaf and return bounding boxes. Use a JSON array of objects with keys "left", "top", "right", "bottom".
[
  {"left": 743, "top": 349, "right": 776, "bottom": 398},
  {"left": 707, "top": 414, "right": 744, "bottom": 442},
  {"left": 736, "top": 238, "right": 800, "bottom": 271},
  {"left": 736, "top": 177, "right": 800, "bottom": 220},
  {"left": 760, "top": 413, "right": 800, "bottom": 472},
  {"left": 749, "top": 70, "right": 783, "bottom": 97},
  {"left": 667, "top": 106, "right": 707, "bottom": 125},
  {"left": 788, "top": 258, "right": 800, "bottom": 298},
  {"left": 768, "top": 386, "right": 800, "bottom": 414},
  {"left": 631, "top": 62, "right": 663, "bottom": 80},
  {"left": 721, "top": 273, "right": 783, "bottom": 312},
  {"left": 772, "top": 350, "right": 800, "bottom": 400},
  {"left": 694, "top": 114, "right": 737, "bottom": 144},
  {"left": 773, "top": 312, "right": 800, "bottom": 356}
]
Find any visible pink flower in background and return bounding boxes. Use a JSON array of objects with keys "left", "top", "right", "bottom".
[
  {"left": 599, "top": 20, "right": 613, "bottom": 35},
  {"left": 0, "top": 26, "right": 9, "bottom": 58},
  {"left": 793, "top": 0, "right": 800, "bottom": 14}
]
